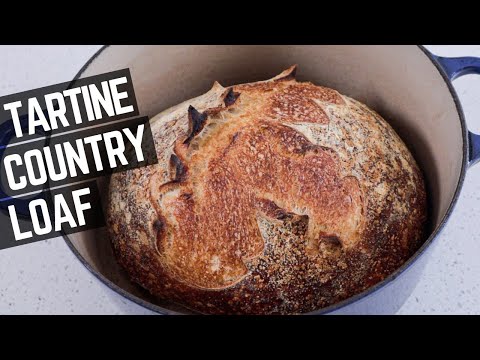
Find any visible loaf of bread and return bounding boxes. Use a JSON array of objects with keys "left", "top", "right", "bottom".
[{"left": 107, "top": 66, "right": 427, "bottom": 314}]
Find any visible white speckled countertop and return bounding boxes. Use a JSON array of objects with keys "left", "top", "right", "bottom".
[{"left": 0, "top": 45, "right": 479, "bottom": 315}]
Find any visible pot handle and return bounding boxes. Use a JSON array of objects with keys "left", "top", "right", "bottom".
[{"left": 433, "top": 55, "right": 480, "bottom": 166}]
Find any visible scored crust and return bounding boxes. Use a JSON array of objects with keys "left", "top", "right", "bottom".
[{"left": 107, "top": 66, "right": 427, "bottom": 314}]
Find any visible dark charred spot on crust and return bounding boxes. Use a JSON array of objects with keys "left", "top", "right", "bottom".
[
  {"left": 256, "top": 198, "right": 308, "bottom": 224},
  {"left": 153, "top": 217, "right": 166, "bottom": 252},
  {"left": 273, "top": 208, "right": 290, "bottom": 220},
  {"left": 322, "top": 235, "right": 342, "bottom": 248},
  {"left": 225, "top": 131, "right": 240, "bottom": 150},
  {"left": 170, "top": 153, "right": 187, "bottom": 182},
  {"left": 184, "top": 106, "right": 208, "bottom": 145},
  {"left": 222, "top": 132, "right": 241, "bottom": 156},
  {"left": 180, "top": 192, "right": 193, "bottom": 201},
  {"left": 319, "top": 234, "right": 343, "bottom": 256},
  {"left": 231, "top": 132, "right": 240, "bottom": 144},
  {"left": 223, "top": 88, "right": 240, "bottom": 107},
  {"left": 153, "top": 219, "right": 164, "bottom": 233}
]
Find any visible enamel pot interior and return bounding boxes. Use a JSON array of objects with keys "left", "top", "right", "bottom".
[{"left": 65, "top": 45, "right": 465, "bottom": 314}]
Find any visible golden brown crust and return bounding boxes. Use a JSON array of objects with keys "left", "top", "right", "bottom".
[{"left": 107, "top": 67, "right": 427, "bottom": 314}]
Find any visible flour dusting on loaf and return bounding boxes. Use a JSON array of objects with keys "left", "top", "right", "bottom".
[{"left": 107, "top": 66, "right": 427, "bottom": 314}]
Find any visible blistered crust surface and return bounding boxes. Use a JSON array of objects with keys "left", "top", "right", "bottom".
[{"left": 107, "top": 66, "right": 427, "bottom": 314}]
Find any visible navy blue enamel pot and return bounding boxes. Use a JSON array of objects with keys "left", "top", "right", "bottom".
[{"left": 10, "top": 45, "right": 477, "bottom": 314}]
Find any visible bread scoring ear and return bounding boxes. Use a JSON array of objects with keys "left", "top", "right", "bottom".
[
  {"left": 169, "top": 154, "right": 187, "bottom": 182},
  {"left": 271, "top": 64, "right": 297, "bottom": 82},
  {"left": 223, "top": 88, "right": 240, "bottom": 107},
  {"left": 184, "top": 106, "right": 208, "bottom": 145}
]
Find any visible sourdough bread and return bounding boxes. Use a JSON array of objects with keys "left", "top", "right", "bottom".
[{"left": 107, "top": 66, "right": 427, "bottom": 314}]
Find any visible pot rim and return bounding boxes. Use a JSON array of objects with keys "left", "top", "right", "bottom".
[{"left": 62, "top": 45, "right": 469, "bottom": 315}]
